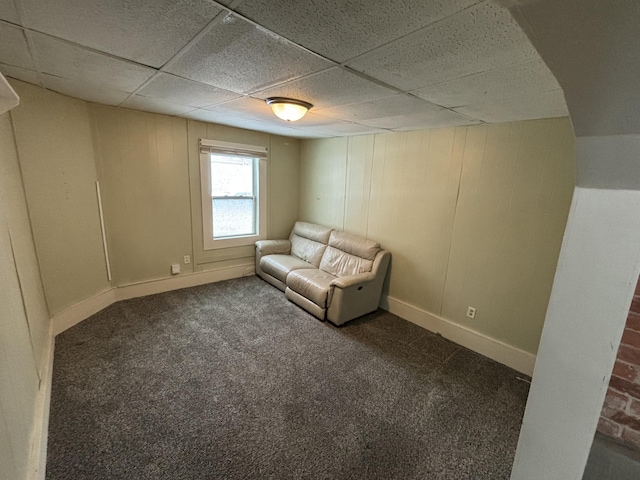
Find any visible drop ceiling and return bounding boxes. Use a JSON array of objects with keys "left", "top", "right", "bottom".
[{"left": 0, "top": 0, "right": 568, "bottom": 138}]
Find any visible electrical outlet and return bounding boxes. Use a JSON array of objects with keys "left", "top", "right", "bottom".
[
  {"left": 466, "top": 306, "right": 477, "bottom": 319},
  {"left": 183, "top": 255, "right": 191, "bottom": 264}
]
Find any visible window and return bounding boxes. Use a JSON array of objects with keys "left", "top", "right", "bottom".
[{"left": 200, "top": 139, "right": 267, "bottom": 250}]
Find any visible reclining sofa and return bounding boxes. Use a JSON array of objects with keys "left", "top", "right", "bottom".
[{"left": 255, "top": 221, "right": 390, "bottom": 326}]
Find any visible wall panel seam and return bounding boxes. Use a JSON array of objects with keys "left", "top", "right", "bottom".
[{"left": 439, "top": 127, "right": 469, "bottom": 317}]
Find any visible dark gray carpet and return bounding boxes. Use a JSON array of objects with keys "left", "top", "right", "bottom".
[{"left": 47, "top": 276, "right": 529, "bottom": 479}]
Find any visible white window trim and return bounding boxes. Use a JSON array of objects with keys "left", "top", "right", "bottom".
[{"left": 200, "top": 139, "right": 267, "bottom": 250}]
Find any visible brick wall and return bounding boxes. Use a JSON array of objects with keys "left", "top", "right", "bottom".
[{"left": 597, "top": 277, "right": 640, "bottom": 449}]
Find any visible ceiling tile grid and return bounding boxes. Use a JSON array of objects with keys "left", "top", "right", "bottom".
[
  {"left": 136, "top": 73, "right": 241, "bottom": 108},
  {"left": 0, "top": 0, "right": 569, "bottom": 138},
  {"left": 0, "top": 22, "right": 35, "bottom": 70},
  {"left": 235, "top": 0, "right": 481, "bottom": 62},
  {"left": 41, "top": 74, "right": 130, "bottom": 106},
  {"left": 254, "top": 67, "right": 398, "bottom": 110},
  {"left": 311, "top": 93, "right": 479, "bottom": 131},
  {"left": 182, "top": 108, "right": 321, "bottom": 138},
  {"left": 0, "top": 62, "right": 39, "bottom": 84},
  {"left": 0, "top": 2, "right": 21, "bottom": 25},
  {"left": 18, "top": 0, "right": 224, "bottom": 67},
  {"left": 452, "top": 89, "right": 569, "bottom": 123},
  {"left": 203, "top": 96, "right": 280, "bottom": 122},
  {"left": 298, "top": 122, "right": 389, "bottom": 136},
  {"left": 121, "top": 95, "right": 199, "bottom": 116},
  {"left": 314, "top": 93, "right": 444, "bottom": 122},
  {"left": 411, "top": 58, "right": 562, "bottom": 108},
  {"left": 31, "top": 32, "right": 156, "bottom": 93},
  {"left": 166, "top": 14, "right": 334, "bottom": 94},
  {"left": 346, "top": 1, "right": 541, "bottom": 92}
]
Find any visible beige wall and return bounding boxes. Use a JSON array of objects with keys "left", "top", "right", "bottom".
[
  {"left": 187, "top": 120, "right": 299, "bottom": 272},
  {"left": 299, "top": 118, "right": 576, "bottom": 355},
  {"left": 90, "top": 109, "right": 300, "bottom": 281},
  {"left": 0, "top": 81, "right": 300, "bottom": 479},
  {"left": 7, "top": 80, "right": 300, "bottom": 300},
  {"left": 0, "top": 111, "right": 50, "bottom": 480},
  {"left": 300, "top": 137, "right": 348, "bottom": 230},
  {"left": 10, "top": 81, "right": 111, "bottom": 314},
  {"left": 90, "top": 105, "right": 193, "bottom": 285}
]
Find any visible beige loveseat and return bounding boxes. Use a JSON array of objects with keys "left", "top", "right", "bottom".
[{"left": 255, "top": 221, "right": 390, "bottom": 326}]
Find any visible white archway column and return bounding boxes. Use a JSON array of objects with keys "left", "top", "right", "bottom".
[
  {"left": 511, "top": 175, "right": 640, "bottom": 479},
  {"left": 505, "top": 1, "right": 640, "bottom": 478}
]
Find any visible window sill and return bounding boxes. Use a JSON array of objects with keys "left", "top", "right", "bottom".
[{"left": 203, "top": 233, "right": 263, "bottom": 250}]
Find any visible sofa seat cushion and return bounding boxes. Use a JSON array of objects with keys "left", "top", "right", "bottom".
[
  {"left": 286, "top": 269, "right": 337, "bottom": 308},
  {"left": 260, "top": 255, "right": 315, "bottom": 283}
]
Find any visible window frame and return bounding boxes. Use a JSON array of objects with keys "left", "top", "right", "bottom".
[{"left": 199, "top": 139, "right": 267, "bottom": 250}]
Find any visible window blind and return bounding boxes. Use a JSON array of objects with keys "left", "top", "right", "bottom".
[{"left": 199, "top": 139, "right": 268, "bottom": 159}]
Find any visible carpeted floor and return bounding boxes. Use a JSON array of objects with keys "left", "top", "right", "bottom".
[{"left": 47, "top": 276, "right": 530, "bottom": 479}]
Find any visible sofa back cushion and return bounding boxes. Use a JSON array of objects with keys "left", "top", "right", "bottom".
[
  {"left": 319, "top": 231, "right": 381, "bottom": 277},
  {"left": 289, "top": 221, "right": 332, "bottom": 267}
]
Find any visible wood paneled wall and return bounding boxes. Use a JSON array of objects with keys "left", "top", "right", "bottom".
[{"left": 300, "top": 118, "right": 575, "bottom": 354}]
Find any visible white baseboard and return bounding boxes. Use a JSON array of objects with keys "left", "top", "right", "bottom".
[
  {"left": 381, "top": 295, "right": 536, "bottom": 376},
  {"left": 51, "top": 288, "right": 116, "bottom": 336},
  {"left": 28, "top": 330, "right": 54, "bottom": 480},
  {"left": 52, "top": 264, "right": 255, "bottom": 336},
  {"left": 115, "top": 264, "right": 255, "bottom": 301}
]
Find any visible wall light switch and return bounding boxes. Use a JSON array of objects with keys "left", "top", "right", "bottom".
[{"left": 171, "top": 264, "right": 180, "bottom": 275}]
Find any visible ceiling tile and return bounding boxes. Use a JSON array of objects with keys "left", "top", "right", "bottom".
[
  {"left": 300, "top": 123, "right": 388, "bottom": 136},
  {"left": 293, "top": 112, "right": 352, "bottom": 128},
  {"left": 31, "top": 33, "right": 156, "bottom": 93},
  {"left": 0, "top": 3, "right": 21, "bottom": 24},
  {"left": 255, "top": 67, "right": 396, "bottom": 109},
  {"left": 236, "top": 0, "right": 479, "bottom": 62},
  {"left": 223, "top": 119, "right": 308, "bottom": 138},
  {"left": 204, "top": 96, "right": 275, "bottom": 122},
  {"left": 0, "top": 23, "right": 34, "bottom": 70},
  {"left": 452, "top": 89, "right": 569, "bottom": 123},
  {"left": 182, "top": 109, "right": 312, "bottom": 138},
  {"left": 347, "top": 2, "right": 539, "bottom": 91},
  {"left": 314, "top": 93, "right": 443, "bottom": 122},
  {"left": 166, "top": 14, "right": 332, "bottom": 94},
  {"left": 412, "top": 59, "right": 562, "bottom": 108},
  {"left": 41, "top": 74, "right": 130, "bottom": 106},
  {"left": 121, "top": 95, "right": 198, "bottom": 116},
  {"left": 19, "top": 0, "right": 223, "bottom": 67},
  {"left": 281, "top": 129, "right": 333, "bottom": 139},
  {"left": 0, "top": 63, "right": 39, "bottom": 84},
  {"left": 182, "top": 109, "right": 245, "bottom": 124},
  {"left": 137, "top": 73, "right": 241, "bottom": 108},
  {"left": 313, "top": 93, "right": 480, "bottom": 132},
  {"left": 356, "top": 105, "right": 479, "bottom": 130}
]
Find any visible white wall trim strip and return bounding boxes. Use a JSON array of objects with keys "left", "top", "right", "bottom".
[
  {"left": 52, "top": 264, "right": 255, "bottom": 335},
  {"left": 28, "top": 330, "right": 54, "bottom": 480},
  {"left": 115, "top": 264, "right": 255, "bottom": 301},
  {"left": 95, "top": 181, "right": 112, "bottom": 282},
  {"left": 381, "top": 295, "right": 536, "bottom": 376}
]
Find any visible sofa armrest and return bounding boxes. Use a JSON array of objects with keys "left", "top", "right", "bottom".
[
  {"left": 326, "top": 250, "right": 390, "bottom": 326},
  {"left": 330, "top": 273, "right": 375, "bottom": 289},
  {"left": 255, "top": 239, "right": 291, "bottom": 255}
]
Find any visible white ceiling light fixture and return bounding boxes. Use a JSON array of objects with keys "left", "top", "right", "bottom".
[{"left": 265, "top": 97, "right": 313, "bottom": 121}]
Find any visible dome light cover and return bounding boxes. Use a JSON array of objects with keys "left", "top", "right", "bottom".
[{"left": 265, "top": 97, "right": 313, "bottom": 121}]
